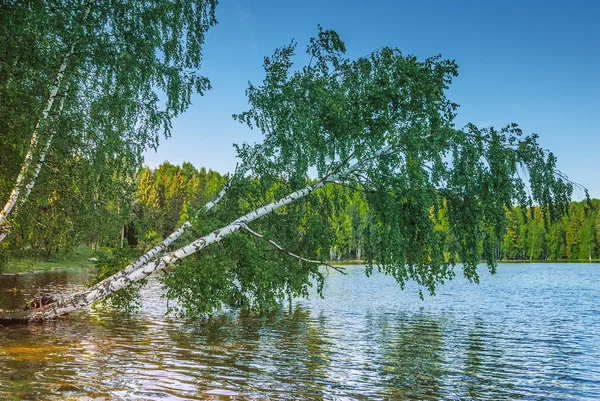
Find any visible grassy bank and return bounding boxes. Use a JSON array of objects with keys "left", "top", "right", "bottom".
[{"left": 2, "top": 246, "right": 96, "bottom": 274}]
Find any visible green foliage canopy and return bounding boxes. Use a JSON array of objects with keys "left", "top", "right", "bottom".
[
  {"left": 233, "top": 28, "right": 572, "bottom": 297},
  {"left": 0, "top": 0, "right": 218, "bottom": 259}
]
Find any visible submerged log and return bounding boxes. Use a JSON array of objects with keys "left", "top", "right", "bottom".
[
  {"left": 0, "top": 309, "right": 39, "bottom": 325},
  {"left": 0, "top": 296, "right": 57, "bottom": 324}
]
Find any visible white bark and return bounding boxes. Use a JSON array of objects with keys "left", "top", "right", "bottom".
[
  {"left": 0, "top": 2, "right": 92, "bottom": 232},
  {"left": 0, "top": 146, "right": 392, "bottom": 323},
  {"left": 120, "top": 224, "right": 125, "bottom": 248},
  {"left": 115, "top": 179, "right": 231, "bottom": 278},
  {"left": 203, "top": 182, "right": 230, "bottom": 211},
  {"left": 0, "top": 86, "right": 69, "bottom": 243},
  {"left": 104, "top": 147, "right": 248, "bottom": 282},
  {"left": 0, "top": 54, "right": 72, "bottom": 230}
]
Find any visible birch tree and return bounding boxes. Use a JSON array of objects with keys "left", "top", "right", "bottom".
[
  {"left": 0, "top": 0, "right": 218, "bottom": 247},
  {"left": 0, "top": 28, "right": 573, "bottom": 323}
]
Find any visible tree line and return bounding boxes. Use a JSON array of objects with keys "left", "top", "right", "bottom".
[
  {"left": 3, "top": 159, "right": 595, "bottom": 267},
  {"left": 134, "top": 167, "right": 600, "bottom": 263}
]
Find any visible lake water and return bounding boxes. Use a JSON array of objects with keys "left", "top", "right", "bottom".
[{"left": 0, "top": 263, "right": 599, "bottom": 400}]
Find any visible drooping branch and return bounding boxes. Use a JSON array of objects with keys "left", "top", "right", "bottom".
[{"left": 240, "top": 223, "right": 346, "bottom": 274}]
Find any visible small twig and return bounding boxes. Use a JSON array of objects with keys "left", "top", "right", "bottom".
[
  {"left": 41, "top": 161, "right": 60, "bottom": 174},
  {"left": 240, "top": 223, "right": 346, "bottom": 274}
]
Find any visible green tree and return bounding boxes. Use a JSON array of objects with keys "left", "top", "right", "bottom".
[
  {"left": 0, "top": 0, "right": 218, "bottom": 247},
  {"left": 526, "top": 206, "right": 547, "bottom": 260},
  {"left": 348, "top": 190, "right": 369, "bottom": 259},
  {"left": 135, "top": 167, "right": 162, "bottom": 246},
  {"left": 579, "top": 207, "right": 596, "bottom": 261},
  {"left": 163, "top": 168, "right": 186, "bottom": 236},
  {"left": 548, "top": 219, "right": 567, "bottom": 260},
  {"left": 502, "top": 208, "right": 519, "bottom": 260},
  {"left": 595, "top": 209, "right": 600, "bottom": 250}
]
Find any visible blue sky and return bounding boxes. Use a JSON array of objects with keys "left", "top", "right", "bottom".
[{"left": 143, "top": 0, "right": 600, "bottom": 198}]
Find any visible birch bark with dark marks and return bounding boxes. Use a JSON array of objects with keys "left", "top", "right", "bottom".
[
  {"left": 0, "top": 149, "right": 388, "bottom": 323},
  {"left": 0, "top": 3, "right": 92, "bottom": 241}
]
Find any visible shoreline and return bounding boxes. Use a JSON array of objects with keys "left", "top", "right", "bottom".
[
  {"left": 328, "top": 259, "right": 600, "bottom": 266},
  {"left": 4, "top": 257, "right": 599, "bottom": 277}
]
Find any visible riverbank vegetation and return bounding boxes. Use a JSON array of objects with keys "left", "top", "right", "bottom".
[{"left": 1, "top": 246, "right": 95, "bottom": 275}]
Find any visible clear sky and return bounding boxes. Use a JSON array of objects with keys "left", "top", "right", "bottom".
[{"left": 143, "top": 0, "right": 600, "bottom": 199}]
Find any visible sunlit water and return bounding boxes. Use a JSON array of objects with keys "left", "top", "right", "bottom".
[{"left": 1, "top": 263, "right": 599, "bottom": 400}]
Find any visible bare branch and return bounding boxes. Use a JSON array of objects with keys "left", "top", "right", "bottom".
[{"left": 240, "top": 223, "right": 346, "bottom": 274}]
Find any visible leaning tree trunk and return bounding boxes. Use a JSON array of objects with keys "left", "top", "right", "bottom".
[
  {"left": 95, "top": 151, "right": 247, "bottom": 285},
  {"left": 112, "top": 180, "right": 231, "bottom": 280},
  {"left": 0, "top": 2, "right": 92, "bottom": 240},
  {"left": 0, "top": 84, "right": 69, "bottom": 243},
  {"left": 0, "top": 71, "right": 67, "bottom": 232},
  {"left": 0, "top": 149, "right": 383, "bottom": 323}
]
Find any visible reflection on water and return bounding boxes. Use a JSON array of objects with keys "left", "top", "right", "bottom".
[{"left": 1, "top": 264, "right": 600, "bottom": 400}]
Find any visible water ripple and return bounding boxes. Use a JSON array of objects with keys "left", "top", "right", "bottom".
[{"left": 1, "top": 264, "right": 600, "bottom": 400}]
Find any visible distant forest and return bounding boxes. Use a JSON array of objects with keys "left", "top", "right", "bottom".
[
  {"left": 3, "top": 161, "right": 599, "bottom": 263},
  {"left": 116, "top": 162, "right": 600, "bottom": 263}
]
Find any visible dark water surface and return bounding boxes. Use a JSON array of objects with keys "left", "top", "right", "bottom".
[{"left": 1, "top": 264, "right": 599, "bottom": 400}]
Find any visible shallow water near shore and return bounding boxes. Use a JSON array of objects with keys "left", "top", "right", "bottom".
[{"left": 1, "top": 263, "right": 599, "bottom": 400}]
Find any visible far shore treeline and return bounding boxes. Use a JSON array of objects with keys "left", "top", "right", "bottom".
[{"left": 0, "top": 161, "right": 598, "bottom": 269}]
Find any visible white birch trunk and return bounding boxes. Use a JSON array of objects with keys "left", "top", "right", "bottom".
[
  {"left": 0, "top": 55, "right": 72, "bottom": 230},
  {"left": 3, "top": 181, "right": 322, "bottom": 322},
  {"left": 0, "top": 146, "right": 391, "bottom": 323},
  {"left": 0, "top": 1, "right": 92, "bottom": 232},
  {"left": 115, "top": 180, "right": 231, "bottom": 278},
  {"left": 99, "top": 158, "right": 237, "bottom": 281},
  {"left": 0, "top": 85, "right": 69, "bottom": 243}
]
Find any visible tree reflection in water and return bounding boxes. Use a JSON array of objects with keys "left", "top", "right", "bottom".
[{"left": 377, "top": 314, "right": 444, "bottom": 400}]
